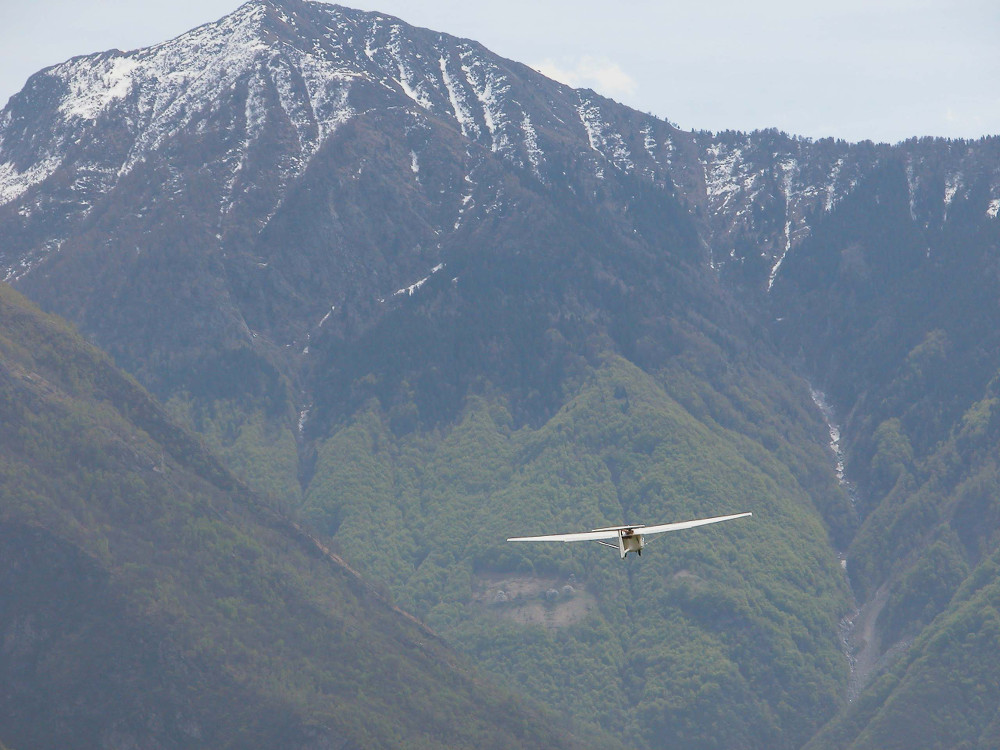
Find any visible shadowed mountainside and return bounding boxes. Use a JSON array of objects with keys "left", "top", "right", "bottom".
[{"left": 0, "top": 283, "right": 594, "bottom": 750}]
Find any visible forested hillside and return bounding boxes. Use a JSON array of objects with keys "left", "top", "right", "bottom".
[
  {"left": 296, "top": 146, "right": 856, "bottom": 745},
  {"left": 0, "top": 284, "right": 591, "bottom": 750},
  {"left": 770, "top": 140, "right": 1000, "bottom": 749}
]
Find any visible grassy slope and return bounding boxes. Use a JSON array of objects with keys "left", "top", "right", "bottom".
[
  {"left": 304, "top": 354, "right": 852, "bottom": 750},
  {"left": 0, "top": 284, "right": 592, "bottom": 750}
]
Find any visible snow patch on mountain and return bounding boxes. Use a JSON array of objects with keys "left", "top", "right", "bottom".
[
  {"left": 453, "top": 172, "right": 477, "bottom": 231},
  {"left": 394, "top": 262, "right": 445, "bottom": 297},
  {"left": 701, "top": 140, "right": 762, "bottom": 217},
  {"left": 698, "top": 137, "right": 869, "bottom": 283},
  {"left": 0, "top": 154, "right": 63, "bottom": 206},
  {"left": 641, "top": 124, "right": 657, "bottom": 162},
  {"left": 521, "top": 113, "right": 543, "bottom": 177},
  {"left": 4, "top": 237, "right": 63, "bottom": 283},
  {"left": 779, "top": 157, "right": 797, "bottom": 198},
  {"left": 438, "top": 52, "right": 479, "bottom": 139},
  {"left": 388, "top": 25, "right": 435, "bottom": 111},
  {"left": 639, "top": 122, "right": 675, "bottom": 171},
  {"left": 943, "top": 172, "right": 963, "bottom": 221},
  {"left": 768, "top": 157, "right": 808, "bottom": 291},
  {"left": 460, "top": 48, "right": 512, "bottom": 155},
  {"left": 576, "top": 96, "right": 633, "bottom": 173},
  {"left": 944, "top": 173, "right": 962, "bottom": 206},
  {"left": 904, "top": 159, "right": 918, "bottom": 220},
  {"left": 825, "top": 158, "right": 851, "bottom": 213},
  {"left": 58, "top": 55, "right": 140, "bottom": 121},
  {"left": 989, "top": 198, "right": 1000, "bottom": 219},
  {"left": 71, "top": 164, "right": 119, "bottom": 215},
  {"left": 295, "top": 52, "right": 357, "bottom": 142},
  {"left": 768, "top": 221, "right": 791, "bottom": 291}
]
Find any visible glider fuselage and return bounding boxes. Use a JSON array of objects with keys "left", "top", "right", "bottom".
[
  {"left": 619, "top": 529, "right": 645, "bottom": 558},
  {"left": 593, "top": 526, "right": 646, "bottom": 558}
]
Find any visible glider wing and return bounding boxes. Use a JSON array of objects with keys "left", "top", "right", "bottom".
[
  {"left": 639, "top": 511, "right": 752, "bottom": 536},
  {"left": 507, "top": 529, "right": 623, "bottom": 543}
]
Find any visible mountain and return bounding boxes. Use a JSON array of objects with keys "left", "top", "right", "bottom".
[
  {"left": 768, "top": 139, "right": 1000, "bottom": 749},
  {"left": 3, "top": 0, "right": 1000, "bottom": 748},
  {"left": 0, "top": 283, "right": 593, "bottom": 749}
]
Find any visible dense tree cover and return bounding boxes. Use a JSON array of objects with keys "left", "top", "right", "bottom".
[
  {"left": 806, "top": 549, "right": 1000, "bottom": 750},
  {"left": 303, "top": 352, "right": 852, "bottom": 749},
  {"left": 771, "top": 141, "right": 1000, "bottom": 748},
  {"left": 0, "top": 285, "right": 592, "bottom": 750},
  {"left": 164, "top": 394, "right": 303, "bottom": 511}
]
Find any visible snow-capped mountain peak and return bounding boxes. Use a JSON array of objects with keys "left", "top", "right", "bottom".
[{"left": 3, "top": 0, "right": 999, "bottom": 296}]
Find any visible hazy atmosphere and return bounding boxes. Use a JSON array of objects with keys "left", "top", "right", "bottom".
[
  {"left": 5, "top": 0, "right": 1000, "bottom": 747},
  {"left": 2, "top": 0, "right": 997, "bottom": 143}
]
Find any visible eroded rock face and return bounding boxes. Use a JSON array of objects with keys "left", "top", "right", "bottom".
[{"left": 473, "top": 573, "right": 596, "bottom": 628}]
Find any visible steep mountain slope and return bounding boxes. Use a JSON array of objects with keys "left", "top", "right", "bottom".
[
  {"left": 0, "top": 283, "right": 592, "bottom": 750},
  {"left": 0, "top": 0, "right": 711, "bottom": 508},
  {"left": 4, "top": 0, "right": 1000, "bottom": 748},
  {"left": 0, "top": 0, "right": 690, "bottom": 356},
  {"left": 767, "top": 138, "right": 1000, "bottom": 748}
]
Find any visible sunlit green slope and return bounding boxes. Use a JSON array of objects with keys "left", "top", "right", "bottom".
[{"left": 304, "top": 354, "right": 853, "bottom": 749}]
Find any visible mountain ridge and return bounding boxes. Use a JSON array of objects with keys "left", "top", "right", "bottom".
[{"left": 4, "top": 3, "right": 999, "bottom": 328}]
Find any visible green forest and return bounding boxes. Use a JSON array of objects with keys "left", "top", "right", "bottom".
[{"left": 300, "top": 342, "right": 853, "bottom": 749}]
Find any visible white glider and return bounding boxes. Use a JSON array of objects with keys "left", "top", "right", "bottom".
[{"left": 508, "top": 511, "right": 751, "bottom": 559}]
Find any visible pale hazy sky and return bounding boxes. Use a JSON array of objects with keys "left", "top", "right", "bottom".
[{"left": 1, "top": 0, "right": 997, "bottom": 144}]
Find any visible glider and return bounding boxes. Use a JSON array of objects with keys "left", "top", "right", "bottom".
[{"left": 508, "top": 511, "right": 751, "bottom": 559}]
